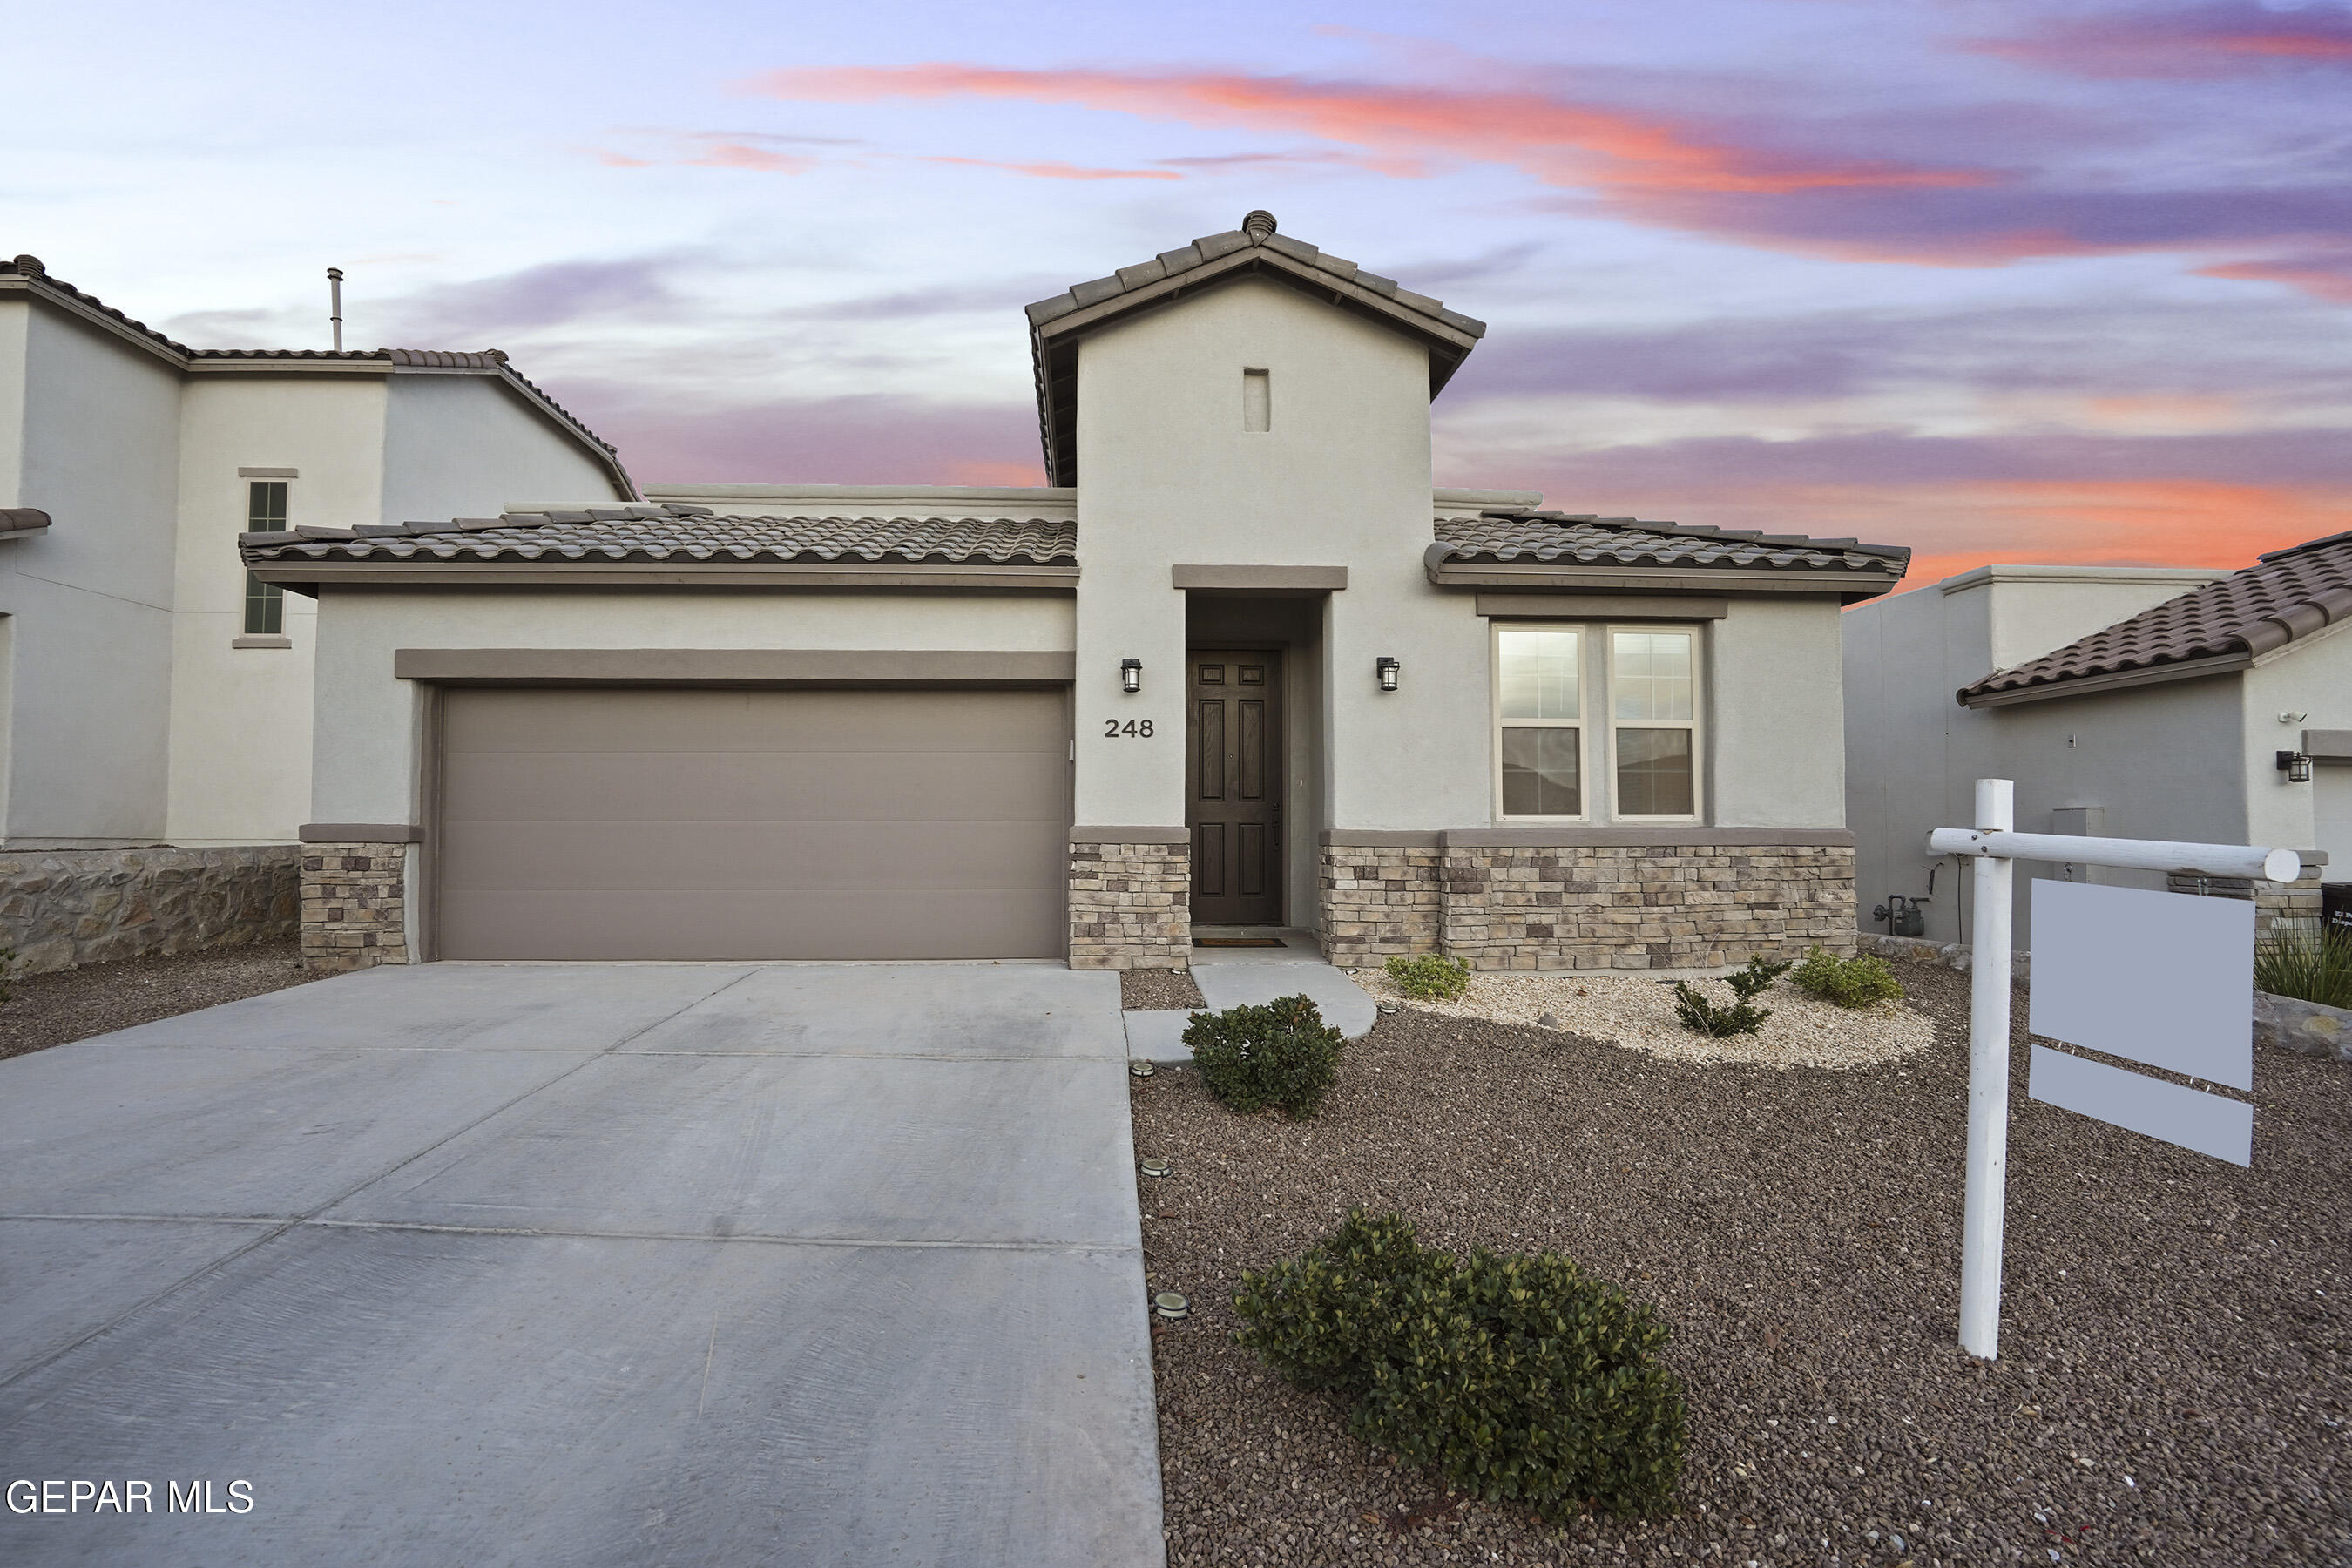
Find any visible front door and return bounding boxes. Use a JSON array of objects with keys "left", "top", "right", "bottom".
[{"left": 1186, "top": 650, "right": 1284, "bottom": 925}]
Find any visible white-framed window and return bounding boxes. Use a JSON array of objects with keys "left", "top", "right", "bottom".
[
  {"left": 243, "top": 478, "right": 289, "bottom": 636},
  {"left": 1491, "top": 623, "right": 1703, "bottom": 823}
]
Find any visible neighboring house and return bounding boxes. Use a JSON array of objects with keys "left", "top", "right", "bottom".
[
  {"left": 245, "top": 212, "right": 1911, "bottom": 973},
  {"left": 1843, "top": 532, "right": 2352, "bottom": 951},
  {"left": 0, "top": 253, "right": 634, "bottom": 971}
]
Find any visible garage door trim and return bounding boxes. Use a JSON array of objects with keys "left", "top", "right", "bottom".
[{"left": 396, "top": 648, "right": 1075, "bottom": 686}]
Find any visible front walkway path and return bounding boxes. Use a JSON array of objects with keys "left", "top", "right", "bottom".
[
  {"left": 0, "top": 962, "right": 1163, "bottom": 1567},
  {"left": 1124, "top": 929, "right": 1382, "bottom": 1061}
]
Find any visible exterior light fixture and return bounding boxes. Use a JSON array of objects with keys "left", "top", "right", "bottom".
[
  {"left": 2279, "top": 750, "right": 2314, "bottom": 784},
  {"left": 1139, "top": 1157, "right": 1172, "bottom": 1179},
  {"left": 1152, "top": 1291, "right": 1192, "bottom": 1321},
  {"left": 1376, "top": 656, "right": 1401, "bottom": 692},
  {"left": 1129, "top": 1059, "right": 1155, "bottom": 1078},
  {"left": 1120, "top": 657, "right": 1142, "bottom": 694}
]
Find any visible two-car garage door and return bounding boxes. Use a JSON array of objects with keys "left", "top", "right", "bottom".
[{"left": 436, "top": 687, "right": 1067, "bottom": 961}]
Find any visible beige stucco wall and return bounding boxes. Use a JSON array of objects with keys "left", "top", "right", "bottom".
[
  {"left": 310, "top": 588, "right": 1077, "bottom": 826},
  {"left": 0, "top": 307, "right": 184, "bottom": 844},
  {"left": 1071, "top": 275, "right": 1485, "bottom": 833},
  {"left": 384, "top": 373, "right": 627, "bottom": 523},
  {"left": 2243, "top": 622, "right": 2352, "bottom": 862},
  {"left": 1708, "top": 597, "right": 1848, "bottom": 829}
]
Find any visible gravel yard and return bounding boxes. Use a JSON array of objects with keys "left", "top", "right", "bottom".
[
  {"left": 0, "top": 939, "right": 318, "bottom": 1061},
  {"left": 1131, "top": 961, "right": 2350, "bottom": 1566},
  {"left": 1126, "top": 967, "right": 1209, "bottom": 1011},
  {"left": 1349, "top": 968, "right": 1936, "bottom": 1071}
]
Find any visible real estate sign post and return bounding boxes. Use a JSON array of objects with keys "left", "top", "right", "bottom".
[{"left": 1925, "top": 781, "right": 2294, "bottom": 1360}]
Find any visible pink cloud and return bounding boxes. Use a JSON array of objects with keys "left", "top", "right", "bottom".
[
  {"left": 1966, "top": 3, "right": 2352, "bottom": 78},
  {"left": 2195, "top": 249, "right": 2352, "bottom": 304},
  {"left": 920, "top": 155, "right": 1180, "bottom": 182}
]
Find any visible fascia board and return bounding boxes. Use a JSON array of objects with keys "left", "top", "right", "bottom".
[
  {"left": 0, "top": 276, "right": 189, "bottom": 368},
  {"left": 1032, "top": 247, "right": 1482, "bottom": 360},
  {"left": 1426, "top": 559, "right": 1893, "bottom": 600}
]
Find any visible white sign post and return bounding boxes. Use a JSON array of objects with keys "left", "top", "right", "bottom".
[{"left": 1924, "top": 779, "right": 2297, "bottom": 1361}]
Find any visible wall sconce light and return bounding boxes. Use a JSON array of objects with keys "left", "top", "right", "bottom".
[
  {"left": 2279, "top": 749, "right": 2314, "bottom": 784},
  {"left": 1120, "top": 657, "right": 1142, "bottom": 694},
  {"left": 1376, "top": 656, "right": 1401, "bottom": 692}
]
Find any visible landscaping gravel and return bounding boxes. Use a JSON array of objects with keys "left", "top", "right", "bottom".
[
  {"left": 1125, "top": 967, "right": 1208, "bottom": 1011},
  {"left": 1351, "top": 969, "right": 1936, "bottom": 1072},
  {"left": 1130, "top": 960, "right": 2350, "bottom": 1566},
  {"left": 0, "top": 939, "right": 318, "bottom": 1061}
]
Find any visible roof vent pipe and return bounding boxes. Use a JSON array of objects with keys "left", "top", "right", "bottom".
[
  {"left": 327, "top": 267, "right": 344, "bottom": 352},
  {"left": 1242, "top": 210, "right": 1277, "bottom": 244}
]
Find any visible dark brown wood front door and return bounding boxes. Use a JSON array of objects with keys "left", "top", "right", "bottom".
[{"left": 1186, "top": 650, "right": 1283, "bottom": 925}]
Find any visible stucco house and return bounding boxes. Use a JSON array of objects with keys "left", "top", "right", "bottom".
[
  {"left": 1843, "top": 531, "right": 2351, "bottom": 950},
  {"left": 0, "top": 253, "right": 633, "bottom": 971},
  {"left": 245, "top": 213, "right": 1912, "bottom": 973}
]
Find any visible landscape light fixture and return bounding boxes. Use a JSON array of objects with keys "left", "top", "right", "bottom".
[
  {"left": 1139, "top": 1157, "right": 1172, "bottom": 1178},
  {"left": 2279, "top": 750, "right": 2314, "bottom": 784},
  {"left": 1376, "top": 656, "right": 1401, "bottom": 692},
  {"left": 1120, "top": 657, "right": 1142, "bottom": 693},
  {"left": 1152, "top": 1292, "right": 1192, "bottom": 1321}
]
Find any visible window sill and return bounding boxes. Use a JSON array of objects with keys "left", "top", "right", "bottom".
[{"left": 233, "top": 635, "right": 293, "bottom": 650}]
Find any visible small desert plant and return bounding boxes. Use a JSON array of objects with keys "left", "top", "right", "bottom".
[
  {"left": 1671, "top": 980, "right": 1770, "bottom": 1037},
  {"left": 1184, "top": 994, "right": 1344, "bottom": 1118},
  {"left": 2254, "top": 929, "right": 2352, "bottom": 1010},
  {"left": 1383, "top": 952, "right": 1471, "bottom": 1002},
  {"left": 1234, "top": 1209, "right": 1687, "bottom": 1519},
  {"left": 1723, "top": 954, "right": 1793, "bottom": 1001},
  {"left": 1791, "top": 947, "right": 1907, "bottom": 1009}
]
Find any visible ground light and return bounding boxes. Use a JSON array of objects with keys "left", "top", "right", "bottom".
[
  {"left": 1139, "top": 1157, "right": 1171, "bottom": 1178},
  {"left": 1152, "top": 1293, "right": 1191, "bottom": 1321}
]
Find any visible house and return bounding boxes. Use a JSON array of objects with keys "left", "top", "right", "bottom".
[
  {"left": 0, "top": 253, "right": 634, "bottom": 972},
  {"left": 244, "top": 212, "right": 1912, "bottom": 973},
  {"left": 1842, "top": 532, "right": 2352, "bottom": 950}
]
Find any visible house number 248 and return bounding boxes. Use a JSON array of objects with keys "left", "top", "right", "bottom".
[{"left": 1104, "top": 719, "right": 1155, "bottom": 738}]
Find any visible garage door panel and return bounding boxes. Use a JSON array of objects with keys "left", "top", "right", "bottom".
[
  {"left": 441, "top": 820, "right": 1070, "bottom": 892},
  {"left": 439, "top": 890, "right": 1066, "bottom": 963},
  {"left": 446, "top": 687, "right": 1060, "bottom": 755},
  {"left": 437, "top": 687, "right": 1067, "bottom": 960},
  {"left": 441, "top": 752, "right": 1068, "bottom": 826}
]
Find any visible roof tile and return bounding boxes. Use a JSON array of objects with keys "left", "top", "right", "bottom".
[
  {"left": 241, "top": 510, "right": 1079, "bottom": 571},
  {"left": 1433, "top": 510, "right": 1911, "bottom": 576}
]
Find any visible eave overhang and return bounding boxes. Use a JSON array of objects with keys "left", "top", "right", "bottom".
[{"left": 247, "top": 559, "right": 1081, "bottom": 597}]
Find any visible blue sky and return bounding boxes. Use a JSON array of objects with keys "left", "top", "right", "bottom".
[{"left": 11, "top": 0, "right": 2351, "bottom": 582}]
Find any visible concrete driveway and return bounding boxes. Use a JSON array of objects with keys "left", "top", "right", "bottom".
[{"left": 0, "top": 962, "right": 1164, "bottom": 1566}]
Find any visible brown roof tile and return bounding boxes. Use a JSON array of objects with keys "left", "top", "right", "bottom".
[
  {"left": 1960, "top": 530, "right": 2352, "bottom": 706},
  {"left": 1434, "top": 510, "right": 1912, "bottom": 576}
]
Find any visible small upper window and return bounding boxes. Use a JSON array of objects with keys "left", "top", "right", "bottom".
[
  {"left": 244, "top": 480, "right": 287, "bottom": 635},
  {"left": 1241, "top": 368, "right": 1271, "bottom": 433},
  {"left": 247, "top": 481, "right": 288, "bottom": 530}
]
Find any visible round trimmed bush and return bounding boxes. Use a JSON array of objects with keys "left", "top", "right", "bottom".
[{"left": 1183, "top": 994, "right": 1343, "bottom": 1119}]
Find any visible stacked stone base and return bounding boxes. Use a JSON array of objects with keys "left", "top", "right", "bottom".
[
  {"left": 1321, "top": 835, "right": 1856, "bottom": 971},
  {"left": 0, "top": 845, "right": 299, "bottom": 975},
  {"left": 301, "top": 844, "right": 412, "bottom": 972},
  {"left": 1068, "top": 837, "right": 1191, "bottom": 970},
  {"left": 2167, "top": 869, "right": 2324, "bottom": 939}
]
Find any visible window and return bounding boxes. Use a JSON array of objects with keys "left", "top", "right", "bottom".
[
  {"left": 1493, "top": 624, "right": 1702, "bottom": 821},
  {"left": 244, "top": 480, "right": 287, "bottom": 636},
  {"left": 1495, "top": 627, "right": 1583, "bottom": 817},
  {"left": 1241, "top": 368, "right": 1271, "bottom": 433}
]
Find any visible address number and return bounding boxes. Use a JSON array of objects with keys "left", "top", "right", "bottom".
[{"left": 1104, "top": 719, "right": 1156, "bottom": 738}]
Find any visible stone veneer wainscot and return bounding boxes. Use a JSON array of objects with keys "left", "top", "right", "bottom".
[
  {"left": 1068, "top": 834, "right": 1191, "bottom": 970},
  {"left": 0, "top": 845, "right": 299, "bottom": 975},
  {"left": 301, "top": 843, "right": 412, "bottom": 971},
  {"left": 1320, "top": 830, "right": 1857, "bottom": 970}
]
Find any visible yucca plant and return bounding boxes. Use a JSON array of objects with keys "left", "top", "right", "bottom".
[{"left": 2254, "top": 929, "right": 2352, "bottom": 1010}]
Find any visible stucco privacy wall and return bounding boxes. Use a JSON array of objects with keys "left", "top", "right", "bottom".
[
  {"left": 1843, "top": 566, "right": 2241, "bottom": 949},
  {"left": 310, "top": 588, "right": 1078, "bottom": 828},
  {"left": 161, "top": 375, "right": 382, "bottom": 847},
  {"left": 0, "top": 845, "right": 298, "bottom": 975},
  {"left": 1071, "top": 278, "right": 1487, "bottom": 835},
  {"left": 1, "top": 304, "right": 183, "bottom": 846}
]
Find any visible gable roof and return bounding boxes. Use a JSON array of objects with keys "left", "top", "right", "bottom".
[
  {"left": 1024, "top": 211, "right": 1487, "bottom": 487},
  {"left": 1428, "top": 510, "right": 1910, "bottom": 601},
  {"left": 1, "top": 254, "right": 632, "bottom": 497},
  {"left": 1959, "top": 529, "right": 2352, "bottom": 707}
]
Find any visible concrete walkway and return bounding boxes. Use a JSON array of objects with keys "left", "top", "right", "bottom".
[
  {"left": 0, "top": 962, "right": 1163, "bottom": 1567},
  {"left": 1124, "top": 930, "right": 1382, "bottom": 1062}
]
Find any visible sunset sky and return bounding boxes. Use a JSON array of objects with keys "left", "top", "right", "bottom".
[{"left": 14, "top": 0, "right": 2351, "bottom": 586}]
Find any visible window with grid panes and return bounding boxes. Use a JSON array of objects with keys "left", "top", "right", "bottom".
[
  {"left": 1493, "top": 623, "right": 1703, "bottom": 821},
  {"left": 244, "top": 481, "right": 287, "bottom": 635}
]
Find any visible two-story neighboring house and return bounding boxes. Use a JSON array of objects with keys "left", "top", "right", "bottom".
[
  {"left": 243, "top": 213, "right": 1911, "bottom": 972},
  {"left": 1843, "top": 534, "right": 2351, "bottom": 953},
  {"left": 0, "top": 253, "right": 634, "bottom": 971}
]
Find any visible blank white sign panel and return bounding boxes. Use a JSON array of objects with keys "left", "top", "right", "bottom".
[
  {"left": 2029, "top": 879, "right": 2253, "bottom": 1091},
  {"left": 2030, "top": 1046, "right": 2252, "bottom": 1166}
]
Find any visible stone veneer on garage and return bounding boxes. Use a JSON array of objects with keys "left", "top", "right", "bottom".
[
  {"left": 1319, "top": 831, "right": 1858, "bottom": 970},
  {"left": 1067, "top": 835, "right": 1191, "bottom": 970},
  {"left": 0, "top": 845, "right": 299, "bottom": 975},
  {"left": 301, "top": 843, "right": 412, "bottom": 972}
]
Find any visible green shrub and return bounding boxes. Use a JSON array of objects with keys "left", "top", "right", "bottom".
[
  {"left": 2254, "top": 929, "right": 2352, "bottom": 1010},
  {"left": 1790, "top": 947, "right": 1907, "bottom": 1009},
  {"left": 1233, "top": 1210, "right": 1687, "bottom": 1518},
  {"left": 1184, "top": 994, "right": 1343, "bottom": 1118},
  {"left": 1671, "top": 981, "right": 1769, "bottom": 1037},
  {"left": 1383, "top": 952, "right": 1471, "bottom": 1002},
  {"left": 1723, "top": 954, "right": 1793, "bottom": 1001}
]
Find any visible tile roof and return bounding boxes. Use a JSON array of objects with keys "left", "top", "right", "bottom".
[
  {"left": 2, "top": 256, "right": 623, "bottom": 479},
  {"left": 1434, "top": 510, "right": 1913, "bottom": 576},
  {"left": 239, "top": 504, "right": 1078, "bottom": 567},
  {"left": 1960, "top": 529, "right": 2352, "bottom": 706}
]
